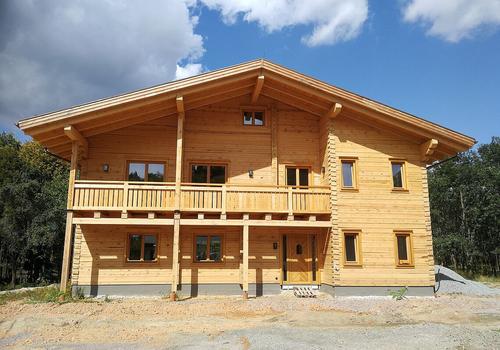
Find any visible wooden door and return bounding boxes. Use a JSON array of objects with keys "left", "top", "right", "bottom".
[{"left": 286, "top": 234, "right": 311, "bottom": 284}]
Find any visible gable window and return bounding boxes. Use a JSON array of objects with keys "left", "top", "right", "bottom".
[
  {"left": 395, "top": 232, "right": 413, "bottom": 267},
  {"left": 340, "top": 158, "right": 358, "bottom": 189},
  {"left": 191, "top": 164, "right": 227, "bottom": 184},
  {"left": 286, "top": 167, "right": 309, "bottom": 188},
  {"left": 343, "top": 231, "right": 361, "bottom": 266},
  {"left": 391, "top": 161, "right": 406, "bottom": 189},
  {"left": 195, "top": 235, "right": 222, "bottom": 262},
  {"left": 127, "top": 234, "right": 158, "bottom": 262},
  {"left": 127, "top": 162, "right": 165, "bottom": 182},
  {"left": 243, "top": 110, "right": 264, "bottom": 126}
]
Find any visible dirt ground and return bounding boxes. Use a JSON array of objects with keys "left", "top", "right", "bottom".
[{"left": 0, "top": 292, "right": 499, "bottom": 349}]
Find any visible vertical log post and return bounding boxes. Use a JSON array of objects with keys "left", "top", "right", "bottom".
[
  {"left": 60, "top": 141, "right": 79, "bottom": 292},
  {"left": 242, "top": 213, "right": 249, "bottom": 299}
]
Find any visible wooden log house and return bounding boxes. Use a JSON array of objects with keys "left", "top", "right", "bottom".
[{"left": 17, "top": 60, "right": 475, "bottom": 297}]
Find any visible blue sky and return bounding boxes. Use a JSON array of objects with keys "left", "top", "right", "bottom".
[{"left": 1, "top": 1, "right": 499, "bottom": 145}]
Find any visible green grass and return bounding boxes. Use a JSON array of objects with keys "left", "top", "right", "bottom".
[{"left": 0, "top": 285, "right": 87, "bottom": 305}]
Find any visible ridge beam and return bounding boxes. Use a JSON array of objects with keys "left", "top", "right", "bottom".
[
  {"left": 251, "top": 75, "right": 265, "bottom": 104},
  {"left": 421, "top": 139, "right": 439, "bottom": 162},
  {"left": 63, "top": 125, "right": 88, "bottom": 158},
  {"left": 325, "top": 102, "right": 343, "bottom": 119}
]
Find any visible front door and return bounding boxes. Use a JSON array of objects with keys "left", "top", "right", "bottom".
[{"left": 286, "top": 234, "right": 312, "bottom": 284}]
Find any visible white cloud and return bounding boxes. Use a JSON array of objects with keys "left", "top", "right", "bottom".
[
  {"left": 175, "top": 63, "right": 204, "bottom": 80},
  {"left": 402, "top": 0, "right": 500, "bottom": 42},
  {"left": 198, "top": 0, "right": 368, "bottom": 46},
  {"left": 0, "top": 0, "right": 204, "bottom": 132}
]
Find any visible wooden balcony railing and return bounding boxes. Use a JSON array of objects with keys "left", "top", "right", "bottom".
[{"left": 72, "top": 180, "right": 330, "bottom": 214}]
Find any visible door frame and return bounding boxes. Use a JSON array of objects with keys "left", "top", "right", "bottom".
[{"left": 281, "top": 233, "right": 320, "bottom": 285}]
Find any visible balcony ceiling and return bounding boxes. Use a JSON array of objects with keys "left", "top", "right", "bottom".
[{"left": 17, "top": 59, "right": 475, "bottom": 160}]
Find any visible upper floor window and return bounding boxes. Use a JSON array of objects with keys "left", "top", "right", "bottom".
[
  {"left": 243, "top": 110, "right": 264, "bottom": 126},
  {"left": 391, "top": 160, "right": 407, "bottom": 190},
  {"left": 286, "top": 166, "right": 309, "bottom": 187},
  {"left": 340, "top": 158, "right": 358, "bottom": 189},
  {"left": 127, "top": 233, "right": 157, "bottom": 262},
  {"left": 191, "top": 164, "right": 227, "bottom": 184},
  {"left": 128, "top": 162, "right": 165, "bottom": 182}
]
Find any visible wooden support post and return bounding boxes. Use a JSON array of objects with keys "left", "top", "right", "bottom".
[
  {"left": 174, "top": 96, "right": 185, "bottom": 211},
  {"left": 64, "top": 125, "right": 88, "bottom": 159},
  {"left": 121, "top": 182, "right": 129, "bottom": 218},
  {"left": 170, "top": 212, "right": 181, "bottom": 301},
  {"left": 221, "top": 184, "right": 227, "bottom": 220},
  {"left": 251, "top": 75, "right": 264, "bottom": 104},
  {"left": 60, "top": 141, "right": 79, "bottom": 292},
  {"left": 242, "top": 214, "right": 249, "bottom": 299},
  {"left": 287, "top": 187, "right": 294, "bottom": 221},
  {"left": 271, "top": 105, "right": 278, "bottom": 185}
]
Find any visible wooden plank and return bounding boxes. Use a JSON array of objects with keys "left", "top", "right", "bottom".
[{"left": 251, "top": 75, "right": 265, "bottom": 104}]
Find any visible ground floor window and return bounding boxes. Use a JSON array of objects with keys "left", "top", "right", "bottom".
[
  {"left": 195, "top": 235, "right": 222, "bottom": 262},
  {"left": 395, "top": 232, "right": 414, "bottom": 267},
  {"left": 127, "top": 234, "right": 157, "bottom": 262},
  {"left": 343, "top": 231, "right": 361, "bottom": 266}
]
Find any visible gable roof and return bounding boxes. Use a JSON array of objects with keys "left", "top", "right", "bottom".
[{"left": 17, "top": 59, "right": 475, "bottom": 160}]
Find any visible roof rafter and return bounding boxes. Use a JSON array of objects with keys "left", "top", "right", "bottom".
[
  {"left": 63, "top": 125, "right": 88, "bottom": 158},
  {"left": 251, "top": 75, "right": 265, "bottom": 104}
]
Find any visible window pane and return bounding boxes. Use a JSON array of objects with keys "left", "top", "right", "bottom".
[
  {"left": 128, "top": 234, "right": 142, "bottom": 260},
  {"left": 196, "top": 236, "right": 208, "bottom": 261},
  {"left": 210, "top": 166, "right": 226, "bottom": 184},
  {"left": 243, "top": 111, "right": 253, "bottom": 125},
  {"left": 392, "top": 163, "right": 403, "bottom": 188},
  {"left": 287, "top": 168, "right": 296, "bottom": 186},
  {"left": 345, "top": 235, "right": 357, "bottom": 262},
  {"left": 254, "top": 111, "right": 264, "bottom": 126},
  {"left": 299, "top": 168, "right": 309, "bottom": 187},
  {"left": 397, "top": 235, "right": 408, "bottom": 261},
  {"left": 148, "top": 163, "right": 164, "bottom": 182},
  {"left": 128, "top": 163, "right": 145, "bottom": 181},
  {"left": 192, "top": 165, "right": 208, "bottom": 183},
  {"left": 209, "top": 236, "right": 221, "bottom": 261},
  {"left": 143, "top": 235, "right": 157, "bottom": 261},
  {"left": 342, "top": 162, "right": 353, "bottom": 187}
]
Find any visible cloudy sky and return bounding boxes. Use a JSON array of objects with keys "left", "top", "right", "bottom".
[{"left": 1, "top": 0, "right": 499, "bottom": 144}]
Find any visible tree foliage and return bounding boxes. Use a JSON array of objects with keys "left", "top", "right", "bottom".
[
  {"left": 429, "top": 137, "right": 499, "bottom": 275},
  {"left": 0, "top": 133, "right": 68, "bottom": 287}
]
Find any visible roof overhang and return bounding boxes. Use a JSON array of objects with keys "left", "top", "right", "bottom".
[{"left": 17, "top": 59, "right": 476, "bottom": 161}]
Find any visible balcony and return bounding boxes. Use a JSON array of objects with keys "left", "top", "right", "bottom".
[{"left": 71, "top": 180, "right": 330, "bottom": 216}]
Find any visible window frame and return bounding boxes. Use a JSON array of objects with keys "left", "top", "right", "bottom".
[
  {"left": 193, "top": 233, "right": 225, "bottom": 263},
  {"left": 342, "top": 230, "right": 362, "bottom": 267},
  {"left": 340, "top": 157, "right": 359, "bottom": 191},
  {"left": 285, "top": 165, "right": 311, "bottom": 188},
  {"left": 189, "top": 162, "right": 228, "bottom": 184},
  {"left": 241, "top": 109, "right": 266, "bottom": 127},
  {"left": 394, "top": 231, "right": 414, "bottom": 268},
  {"left": 390, "top": 159, "right": 408, "bottom": 191},
  {"left": 126, "top": 160, "right": 167, "bottom": 182},
  {"left": 125, "top": 233, "right": 159, "bottom": 264}
]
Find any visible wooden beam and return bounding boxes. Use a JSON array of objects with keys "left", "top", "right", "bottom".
[
  {"left": 171, "top": 213, "right": 181, "bottom": 300},
  {"left": 63, "top": 125, "right": 88, "bottom": 158},
  {"left": 325, "top": 102, "right": 343, "bottom": 119},
  {"left": 420, "top": 139, "right": 439, "bottom": 162},
  {"left": 176, "top": 96, "right": 184, "bottom": 113},
  {"left": 242, "top": 219, "right": 249, "bottom": 299},
  {"left": 60, "top": 141, "right": 79, "bottom": 292},
  {"left": 251, "top": 75, "right": 265, "bottom": 104},
  {"left": 271, "top": 105, "right": 278, "bottom": 185},
  {"left": 174, "top": 109, "right": 185, "bottom": 211}
]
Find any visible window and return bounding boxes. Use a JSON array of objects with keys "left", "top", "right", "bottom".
[
  {"left": 395, "top": 232, "right": 413, "bottom": 267},
  {"left": 195, "top": 235, "right": 222, "bottom": 262},
  {"left": 127, "top": 162, "right": 165, "bottom": 182},
  {"left": 286, "top": 167, "right": 309, "bottom": 187},
  {"left": 340, "top": 158, "right": 358, "bottom": 189},
  {"left": 242, "top": 110, "right": 265, "bottom": 126},
  {"left": 127, "top": 234, "right": 157, "bottom": 262},
  {"left": 343, "top": 231, "right": 361, "bottom": 266},
  {"left": 391, "top": 161, "right": 406, "bottom": 189},
  {"left": 191, "top": 164, "right": 227, "bottom": 184}
]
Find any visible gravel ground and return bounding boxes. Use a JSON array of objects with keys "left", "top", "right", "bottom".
[
  {"left": 1, "top": 292, "right": 499, "bottom": 349},
  {"left": 435, "top": 265, "right": 500, "bottom": 296}
]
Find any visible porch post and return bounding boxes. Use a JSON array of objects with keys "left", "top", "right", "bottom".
[
  {"left": 60, "top": 141, "right": 79, "bottom": 292},
  {"left": 170, "top": 212, "right": 181, "bottom": 300},
  {"left": 242, "top": 214, "right": 249, "bottom": 299}
]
